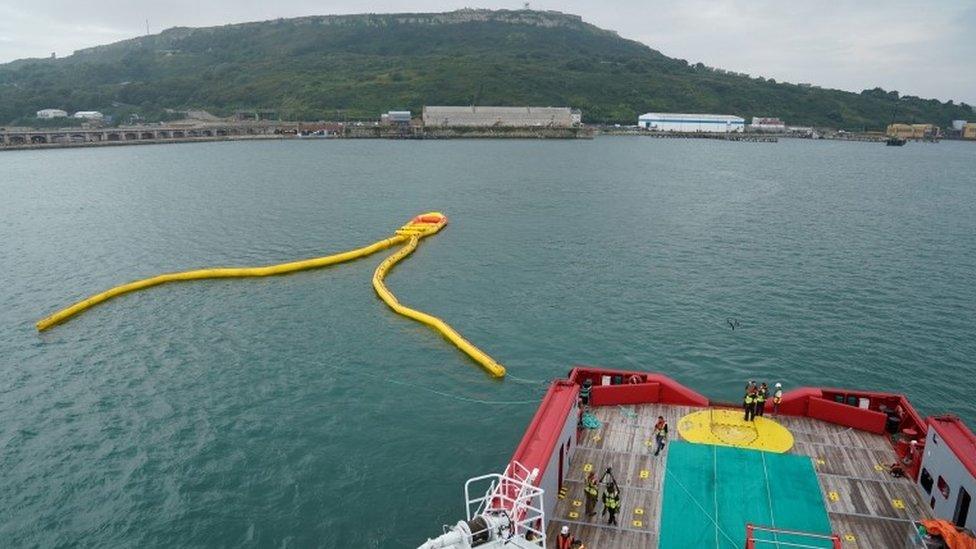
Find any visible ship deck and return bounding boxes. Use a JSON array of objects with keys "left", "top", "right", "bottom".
[{"left": 546, "top": 403, "right": 932, "bottom": 549}]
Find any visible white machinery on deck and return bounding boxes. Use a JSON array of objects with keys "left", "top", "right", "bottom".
[{"left": 418, "top": 462, "right": 546, "bottom": 549}]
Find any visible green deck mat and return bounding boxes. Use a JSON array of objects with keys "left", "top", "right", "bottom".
[{"left": 659, "top": 441, "right": 834, "bottom": 549}]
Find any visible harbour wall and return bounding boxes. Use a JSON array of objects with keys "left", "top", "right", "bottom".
[{"left": 0, "top": 123, "right": 593, "bottom": 151}]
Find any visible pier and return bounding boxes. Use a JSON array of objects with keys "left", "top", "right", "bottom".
[
  {"left": 598, "top": 127, "right": 779, "bottom": 142},
  {"left": 0, "top": 122, "right": 593, "bottom": 150},
  {"left": 640, "top": 131, "right": 778, "bottom": 142},
  {"left": 0, "top": 122, "right": 294, "bottom": 150}
]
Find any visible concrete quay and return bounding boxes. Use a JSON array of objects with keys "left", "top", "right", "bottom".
[
  {"left": 1, "top": 122, "right": 593, "bottom": 150},
  {"left": 0, "top": 121, "right": 295, "bottom": 150}
]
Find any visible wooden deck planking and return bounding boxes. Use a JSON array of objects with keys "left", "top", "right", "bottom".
[
  {"left": 566, "top": 447, "right": 663, "bottom": 489},
  {"left": 828, "top": 513, "right": 922, "bottom": 549},
  {"left": 817, "top": 475, "right": 931, "bottom": 520},
  {"left": 795, "top": 442, "right": 899, "bottom": 481},
  {"left": 546, "top": 518, "right": 658, "bottom": 549},
  {"left": 549, "top": 405, "right": 932, "bottom": 548},
  {"left": 785, "top": 414, "right": 932, "bottom": 548},
  {"left": 547, "top": 403, "right": 684, "bottom": 548},
  {"left": 777, "top": 414, "right": 894, "bottom": 452},
  {"left": 550, "top": 478, "right": 663, "bottom": 526}
]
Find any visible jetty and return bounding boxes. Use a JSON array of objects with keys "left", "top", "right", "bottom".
[
  {"left": 0, "top": 121, "right": 594, "bottom": 151},
  {"left": 638, "top": 130, "right": 778, "bottom": 142},
  {"left": 0, "top": 122, "right": 293, "bottom": 150},
  {"left": 597, "top": 127, "right": 778, "bottom": 142}
]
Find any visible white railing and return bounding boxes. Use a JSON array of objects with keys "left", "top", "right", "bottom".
[
  {"left": 463, "top": 461, "right": 546, "bottom": 546},
  {"left": 745, "top": 524, "right": 841, "bottom": 549}
]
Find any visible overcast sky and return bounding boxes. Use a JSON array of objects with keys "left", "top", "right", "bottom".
[{"left": 1, "top": 0, "right": 974, "bottom": 105}]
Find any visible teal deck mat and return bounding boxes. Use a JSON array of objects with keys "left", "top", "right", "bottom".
[{"left": 659, "top": 441, "right": 834, "bottom": 549}]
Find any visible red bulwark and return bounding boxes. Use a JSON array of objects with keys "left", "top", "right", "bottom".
[
  {"left": 568, "top": 366, "right": 709, "bottom": 407},
  {"left": 808, "top": 396, "right": 887, "bottom": 434},
  {"left": 507, "top": 367, "right": 970, "bottom": 496},
  {"left": 928, "top": 415, "right": 976, "bottom": 479},
  {"left": 590, "top": 382, "right": 662, "bottom": 406},
  {"left": 508, "top": 380, "right": 578, "bottom": 479}
]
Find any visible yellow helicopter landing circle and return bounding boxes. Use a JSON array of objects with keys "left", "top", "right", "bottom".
[{"left": 677, "top": 408, "right": 794, "bottom": 453}]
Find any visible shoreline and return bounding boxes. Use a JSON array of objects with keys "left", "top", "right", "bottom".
[
  {"left": 2, "top": 125, "right": 967, "bottom": 152},
  {"left": 0, "top": 124, "right": 594, "bottom": 151}
]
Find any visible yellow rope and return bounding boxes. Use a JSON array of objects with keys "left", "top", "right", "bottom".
[{"left": 35, "top": 212, "right": 506, "bottom": 378}]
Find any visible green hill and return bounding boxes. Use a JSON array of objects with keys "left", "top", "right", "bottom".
[{"left": 1, "top": 9, "right": 971, "bottom": 128}]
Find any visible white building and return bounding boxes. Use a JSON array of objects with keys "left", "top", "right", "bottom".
[
  {"left": 750, "top": 117, "right": 787, "bottom": 132},
  {"left": 952, "top": 120, "right": 968, "bottom": 131},
  {"left": 423, "top": 106, "right": 576, "bottom": 128},
  {"left": 638, "top": 113, "right": 745, "bottom": 133},
  {"left": 386, "top": 110, "right": 412, "bottom": 123},
  {"left": 36, "top": 109, "right": 68, "bottom": 119},
  {"left": 787, "top": 126, "right": 816, "bottom": 137},
  {"left": 72, "top": 111, "right": 104, "bottom": 120}
]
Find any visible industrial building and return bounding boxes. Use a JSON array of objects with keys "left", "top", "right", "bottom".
[
  {"left": 36, "top": 109, "right": 68, "bottom": 119},
  {"left": 965, "top": 124, "right": 976, "bottom": 140},
  {"left": 72, "top": 111, "right": 104, "bottom": 121},
  {"left": 750, "top": 117, "right": 786, "bottom": 132},
  {"left": 380, "top": 110, "right": 412, "bottom": 125},
  {"left": 887, "top": 123, "right": 938, "bottom": 140},
  {"left": 638, "top": 113, "right": 745, "bottom": 133},
  {"left": 422, "top": 106, "right": 577, "bottom": 128}
]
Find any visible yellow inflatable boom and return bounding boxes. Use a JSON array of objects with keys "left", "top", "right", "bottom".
[
  {"left": 35, "top": 212, "right": 506, "bottom": 378},
  {"left": 373, "top": 234, "right": 506, "bottom": 378}
]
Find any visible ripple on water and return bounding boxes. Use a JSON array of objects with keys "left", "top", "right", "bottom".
[{"left": 0, "top": 138, "right": 974, "bottom": 547}]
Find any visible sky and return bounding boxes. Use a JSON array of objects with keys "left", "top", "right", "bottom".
[{"left": 0, "top": 0, "right": 974, "bottom": 105}]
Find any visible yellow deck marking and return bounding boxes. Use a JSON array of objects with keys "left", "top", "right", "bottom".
[
  {"left": 677, "top": 409, "right": 794, "bottom": 452},
  {"left": 874, "top": 463, "right": 885, "bottom": 472},
  {"left": 645, "top": 440, "right": 654, "bottom": 447},
  {"left": 632, "top": 520, "right": 643, "bottom": 528},
  {"left": 892, "top": 499, "right": 905, "bottom": 509},
  {"left": 844, "top": 533, "right": 856, "bottom": 542},
  {"left": 572, "top": 500, "right": 581, "bottom": 507},
  {"left": 583, "top": 463, "right": 593, "bottom": 473},
  {"left": 828, "top": 491, "right": 840, "bottom": 502},
  {"left": 634, "top": 508, "right": 644, "bottom": 515},
  {"left": 568, "top": 511, "right": 579, "bottom": 519},
  {"left": 816, "top": 458, "right": 826, "bottom": 466},
  {"left": 592, "top": 435, "right": 601, "bottom": 442},
  {"left": 639, "top": 470, "right": 650, "bottom": 479}
]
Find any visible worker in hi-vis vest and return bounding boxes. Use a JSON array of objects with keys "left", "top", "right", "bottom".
[
  {"left": 755, "top": 382, "right": 768, "bottom": 417},
  {"left": 584, "top": 471, "right": 599, "bottom": 516},
  {"left": 602, "top": 483, "right": 621, "bottom": 526},
  {"left": 579, "top": 378, "right": 592, "bottom": 407},
  {"left": 743, "top": 390, "right": 757, "bottom": 421}
]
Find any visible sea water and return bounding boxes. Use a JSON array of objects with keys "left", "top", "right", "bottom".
[{"left": 1, "top": 137, "right": 974, "bottom": 547}]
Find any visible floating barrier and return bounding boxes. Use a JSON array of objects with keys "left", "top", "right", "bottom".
[{"left": 36, "top": 212, "right": 506, "bottom": 378}]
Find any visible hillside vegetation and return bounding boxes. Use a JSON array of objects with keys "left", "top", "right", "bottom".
[{"left": 0, "top": 10, "right": 971, "bottom": 128}]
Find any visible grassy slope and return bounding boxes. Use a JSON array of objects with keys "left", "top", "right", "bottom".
[{"left": 0, "top": 10, "right": 970, "bottom": 128}]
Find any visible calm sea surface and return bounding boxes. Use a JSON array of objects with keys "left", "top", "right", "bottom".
[{"left": 1, "top": 137, "right": 974, "bottom": 547}]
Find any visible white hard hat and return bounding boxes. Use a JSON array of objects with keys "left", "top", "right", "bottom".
[
  {"left": 775, "top": 383, "right": 782, "bottom": 387},
  {"left": 561, "top": 525, "right": 569, "bottom": 535}
]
